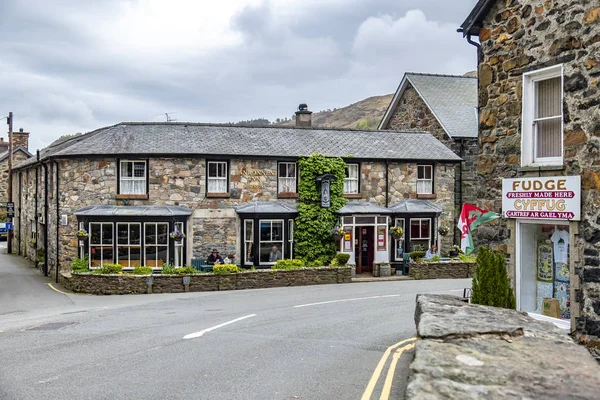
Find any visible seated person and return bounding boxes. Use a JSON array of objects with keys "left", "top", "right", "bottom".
[
  {"left": 424, "top": 244, "right": 437, "bottom": 260},
  {"left": 207, "top": 248, "right": 224, "bottom": 265},
  {"left": 269, "top": 245, "right": 282, "bottom": 262}
]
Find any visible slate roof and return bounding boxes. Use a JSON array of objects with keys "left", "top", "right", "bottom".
[
  {"left": 15, "top": 122, "right": 461, "bottom": 169},
  {"left": 0, "top": 146, "right": 33, "bottom": 163},
  {"left": 236, "top": 202, "right": 298, "bottom": 214},
  {"left": 379, "top": 73, "right": 478, "bottom": 139},
  {"left": 337, "top": 202, "right": 392, "bottom": 215},
  {"left": 388, "top": 200, "right": 443, "bottom": 214},
  {"left": 74, "top": 205, "right": 192, "bottom": 217},
  {"left": 459, "top": 0, "right": 497, "bottom": 37}
]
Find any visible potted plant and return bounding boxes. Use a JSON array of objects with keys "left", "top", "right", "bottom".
[
  {"left": 438, "top": 226, "right": 450, "bottom": 237},
  {"left": 76, "top": 229, "right": 90, "bottom": 240},
  {"left": 390, "top": 226, "right": 404, "bottom": 240},
  {"left": 170, "top": 230, "right": 186, "bottom": 242},
  {"left": 379, "top": 263, "right": 392, "bottom": 277},
  {"left": 331, "top": 226, "right": 345, "bottom": 241},
  {"left": 449, "top": 245, "right": 462, "bottom": 257}
]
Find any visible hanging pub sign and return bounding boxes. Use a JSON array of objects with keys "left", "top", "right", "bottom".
[
  {"left": 501, "top": 176, "right": 581, "bottom": 221},
  {"left": 315, "top": 173, "right": 337, "bottom": 208}
]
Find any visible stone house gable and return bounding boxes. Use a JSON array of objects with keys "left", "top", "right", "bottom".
[{"left": 460, "top": 0, "right": 600, "bottom": 355}]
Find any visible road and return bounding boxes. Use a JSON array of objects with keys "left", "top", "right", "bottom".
[{"left": 0, "top": 245, "right": 470, "bottom": 399}]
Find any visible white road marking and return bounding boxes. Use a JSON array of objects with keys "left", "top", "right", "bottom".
[
  {"left": 183, "top": 314, "right": 257, "bottom": 340},
  {"left": 294, "top": 294, "right": 401, "bottom": 308},
  {"left": 37, "top": 376, "right": 59, "bottom": 384}
]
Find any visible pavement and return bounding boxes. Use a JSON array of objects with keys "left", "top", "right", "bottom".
[{"left": 0, "top": 242, "right": 471, "bottom": 400}]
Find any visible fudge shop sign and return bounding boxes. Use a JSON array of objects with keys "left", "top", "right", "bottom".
[{"left": 501, "top": 176, "right": 581, "bottom": 221}]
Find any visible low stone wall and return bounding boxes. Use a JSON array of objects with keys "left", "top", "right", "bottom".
[
  {"left": 59, "top": 267, "right": 352, "bottom": 295},
  {"left": 406, "top": 294, "right": 600, "bottom": 399},
  {"left": 409, "top": 262, "right": 475, "bottom": 279}
]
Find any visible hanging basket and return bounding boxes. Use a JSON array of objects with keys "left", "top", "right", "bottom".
[
  {"left": 333, "top": 233, "right": 344, "bottom": 241},
  {"left": 76, "top": 234, "right": 89, "bottom": 241},
  {"left": 391, "top": 233, "right": 403, "bottom": 240},
  {"left": 438, "top": 226, "right": 450, "bottom": 237}
]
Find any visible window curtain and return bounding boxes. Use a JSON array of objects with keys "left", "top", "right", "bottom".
[{"left": 344, "top": 165, "right": 359, "bottom": 194}]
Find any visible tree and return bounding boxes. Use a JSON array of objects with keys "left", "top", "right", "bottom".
[
  {"left": 294, "top": 154, "right": 347, "bottom": 263},
  {"left": 471, "top": 246, "right": 516, "bottom": 309}
]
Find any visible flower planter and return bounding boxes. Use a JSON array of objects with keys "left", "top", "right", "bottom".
[
  {"left": 379, "top": 264, "right": 391, "bottom": 277},
  {"left": 449, "top": 250, "right": 458, "bottom": 257},
  {"left": 391, "top": 234, "right": 403, "bottom": 241},
  {"left": 333, "top": 234, "right": 344, "bottom": 242},
  {"left": 373, "top": 264, "right": 380, "bottom": 277}
]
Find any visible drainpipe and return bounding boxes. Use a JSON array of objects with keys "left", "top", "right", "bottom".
[
  {"left": 18, "top": 171, "right": 22, "bottom": 255},
  {"left": 55, "top": 161, "right": 60, "bottom": 284},
  {"left": 43, "top": 161, "right": 49, "bottom": 277},
  {"left": 466, "top": 34, "right": 482, "bottom": 64},
  {"left": 385, "top": 159, "right": 389, "bottom": 208},
  {"left": 35, "top": 151, "right": 39, "bottom": 264},
  {"left": 457, "top": 139, "right": 465, "bottom": 246}
]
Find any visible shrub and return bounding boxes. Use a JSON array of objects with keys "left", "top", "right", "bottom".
[
  {"left": 272, "top": 259, "right": 304, "bottom": 270},
  {"left": 424, "top": 255, "right": 441, "bottom": 263},
  {"left": 174, "top": 266, "right": 197, "bottom": 275},
  {"left": 133, "top": 266, "right": 153, "bottom": 275},
  {"left": 409, "top": 251, "right": 426, "bottom": 261},
  {"left": 95, "top": 263, "right": 123, "bottom": 274},
  {"left": 471, "top": 246, "right": 516, "bottom": 309},
  {"left": 72, "top": 257, "right": 89, "bottom": 273},
  {"left": 458, "top": 253, "right": 477, "bottom": 263},
  {"left": 161, "top": 265, "right": 177, "bottom": 274},
  {"left": 213, "top": 264, "right": 239, "bottom": 274},
  {"left": 334, "top": 253, "right": 350, "bottom": 266}
]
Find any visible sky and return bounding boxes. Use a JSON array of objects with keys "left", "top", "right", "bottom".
[{"left": 0, "top": 0, "right": 478, "bottom": 151}]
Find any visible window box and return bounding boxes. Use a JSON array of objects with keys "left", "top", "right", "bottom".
[
  {"left": 206, "top": 192, "right": 230, "bottom": 198},
  {"left": 343, "top": 193, "right": 362, "bottom": 199},
  {"left": 277, "top": 192, "right": 299, "bottom": 199},
  {"left": 416, "top": 193, "right": 437, "bottom": 199},
  {"left": 116, "top": 194, "right": 149, "bottom": 200},
  {"left": 521, "top": 64, "right": 563, "bottom": 167}
]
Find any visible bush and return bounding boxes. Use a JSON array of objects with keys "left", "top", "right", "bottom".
[
  {"left": 72, "top": 257, "right": 89, "bottom": 273},
  {"left": 213, "top": 264, "right": 239, "bottom": 274},
  {"left": 133, "top": 266, "right": 153, "bottom": 275},
  {"left": 94, "top": 263, "right": 123, "bottom": 274},
  {"left": 161, "top": 265, "right": 177, "bottom": 274},
  {"left": 174, "top": 266, "right": 197, "bottom": 275},
  {"left": 334, "top": 253, "right": 350, "bottom": 265},
  {"left": 272, "top": 259, "right": 304, "bottom": 270},
  {"left": 424, "top": 255, "right": 441, "bottom": 263},
  {"left": 409, "top": 251, "right": 426, "bottom": 261},
  {"left": 471, "top": 246, "right": 516, "bottom": 309},
  {"left": 458, "top": 253, "right": 477, "bottom": 263}
]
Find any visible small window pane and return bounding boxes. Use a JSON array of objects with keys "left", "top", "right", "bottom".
[
  {"left": 146, "top": 224, "right": 156, "bottom": 245},
  {"left": 102, "top": 224, "right": 113, "bottom": 245},
  {"left": 420, "top": 220, "right": 430, "bottom": 238}
]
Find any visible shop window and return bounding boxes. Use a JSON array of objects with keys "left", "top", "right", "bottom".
[
  {"left": 417, "top": 165, "right": 433, "bottom": 194},
  {"left": 409, "top": 218, "right": 430, "bottom": 251},
  {"left": 259, "top": 220, "right": 284, "bottom": 264},
  {"left": 90, "top": 222, "right": 114, "bottom": 267},
  {"left": 393, "top": 218, "right": 405, "bottom": 261},
  {"left": 116, "top": 223, "right": 141, "bottom": 268},
  {"left": 521, "top": 65, "right": 563, "bottom": 166},
  {"left": 207, "top": 161, "right": 228, "bottom": 193},
  {"left": 344, "top": 163, "right": 359, "bottom": 194},
  {"left": 173, "top": 222, "right": 184, "bottom": 267},
  {"left": 144, "top": 222, "right": 169, "bottom": 268},
  {"left": 119, "top": 160, "right": 147, "bottom": 195},
  {"left": 244, "top": 220, "right": 254, "bottom": 266},
  {"left": 278, "top": 162, "right": 297, "bottom": 193}
]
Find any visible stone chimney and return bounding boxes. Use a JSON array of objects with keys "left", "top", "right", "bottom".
[
  {"left": 12, "top": 128, "right": 29, "bottom": 151},
  {"left": 295, "top": 103, "right": 312, "bottom": 128},
  {"left": 0, "top": 137, "right": 8, "bottom": 153}
]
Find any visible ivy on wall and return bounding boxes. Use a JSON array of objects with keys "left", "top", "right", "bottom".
[{"left": 294, "top": 153, "right": 347, "bottom": 262}]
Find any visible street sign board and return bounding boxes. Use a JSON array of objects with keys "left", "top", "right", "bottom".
[
  {"left": 6, "top": 222, "right": 13, "bottom": 231},
  {"left": 6, "top": 202, "right": 14, "bottom": 218}
]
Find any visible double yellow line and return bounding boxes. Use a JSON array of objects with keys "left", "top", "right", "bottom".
[{"left": 361, "top": 336, "right": 417, "bottom": 400}]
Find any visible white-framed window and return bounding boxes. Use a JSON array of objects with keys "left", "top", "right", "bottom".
[
  {"left": 288, "top": 220, "right": 294, "bottom": 259},
  {"left": 522, "top": 64, "right": 563, "bottom": 166},
  {"left": 89, "top": 222, "right": 114, "bottom": 268},
  {"left": 417, "top": 165, "right": 433, "bottom": 194},
  {"left": 278, "top": 162, "right": 297, "bottom": 193},
  {"left": 244, "top": 220, "right": 254, "bottom": 265},
  {"left": 173, "top": 222, "right": 184, "bottom": 267},
  {"left": 116, "top": 223, "right": 141, "bottom": 268},
  {"left": 409, "top": 218, "right": 430, "bottom": 251},
  {"left": 144, "top": 222, "right": 169, "bottom": 268},
  {"left": 207, "top": 161, "right": 228, "bottom": 193},
  {"left": 344, "top": 163, "right": 359, "bottom": 194},
  {"left": 259, "top": 220, "right": 284, "bottom": 264},
  {"left": 120, "top": 160, "right": 147, "bottom": 195},
  {"left": 393, "top": 218, "right": 405, "bottom": 261}
]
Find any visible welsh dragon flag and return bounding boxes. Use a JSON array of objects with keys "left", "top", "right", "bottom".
[{"left": 457, "top": 204, "right": 499, "bottom": 255}]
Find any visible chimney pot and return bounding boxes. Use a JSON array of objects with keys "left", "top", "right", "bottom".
[
  {"left": 19, "top": 128, "right": 23, "bottom": 132},
  {"left": 295, "top": 103, "right": 312, "bottom": 128}
]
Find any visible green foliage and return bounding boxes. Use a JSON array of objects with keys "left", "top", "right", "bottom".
[
  {"left": 423, "top": 255, "right": 441, "bottom": 263},
  {"left": 72, "top": 257, "right": 89, "bottom": 273},
  {"left": 174, "top": 266, "right": 197, "bottom": 275},
  {"left": 471, "top": 246, "right": 516, "bottom": 309},
  {"left": 161, "top": 265, "right": 177, "bottom": 274},
  {"left": 334, "top": 253, "right": 350, "bottom": 266},
  {"left": 409, "top": 251, "right": 426, "bottom": 261},
  {"left": 294, "top": 154, "right": 347, "bottom": 263},
  {"left": 272, "top": 259, "right": 305, "bottom": 270},
  {"left": 213, "top": 264, "right": 239, "bottom": 274},
  {"left": 133, "top": 266, "right": 153, "bottom": 275},
  {"left": 36, "top": 248, "right": 45, "bottom": 263},
  {"left": 94, "top": 264, "right": 123, "bottom": 274},
  {"left": 458, "top": 253, "right": 477, "bottom": 263}
]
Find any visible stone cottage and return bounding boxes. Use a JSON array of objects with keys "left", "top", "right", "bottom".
[
  {"left": 378, "top": 72, "right": 479, "bottom": 243},
  {"left": 12, "top": 115, "right": 461, "bottom": 277},
  {"left": 459, "top": 0, "right": 600, "bottom": 351},
  {"left": 0, "top": 129, "right": 33, "bottom": 219}
]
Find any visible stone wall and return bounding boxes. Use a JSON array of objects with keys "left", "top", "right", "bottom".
[
  {"left": 0, "top": 151, "right": 31, "bottom": 215},
  {"left": 407, "top": 294, "right": 600, "bottom": 398},
  {"left": 474, "top": 0, "right": 600, "bottom": 347},
  {"left": 409, "top": 262, "right": 476, "bottom": 280},
  {"left": 58, "top": 267, "right": 352, "bottom": 295}
]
